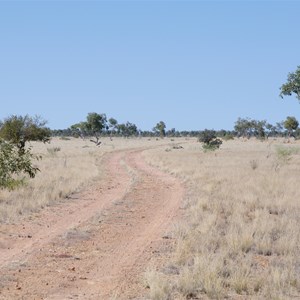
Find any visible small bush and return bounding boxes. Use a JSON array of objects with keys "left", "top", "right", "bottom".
[{"left": 198, "top": 130, "right": 223, "bottom": 151}]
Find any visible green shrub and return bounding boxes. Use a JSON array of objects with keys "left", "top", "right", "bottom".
[
  {"left": 198, "top": 130, "right": 223, "bottom": 151},
  {"left": 0, "top": 139, "right": 40, "bottom": 190}
]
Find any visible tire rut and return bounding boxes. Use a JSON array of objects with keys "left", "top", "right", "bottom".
[{"left": 0, "top": 148, "right": 184, "bottom": 300}]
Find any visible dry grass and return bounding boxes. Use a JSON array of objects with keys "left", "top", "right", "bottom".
[
  {"left": 0, "top": 137, "right": 174, "bottom": 223},
  {"left": 143, "top": 138, "right": 300, "bottom": 299},
  {"left": 2, "top": 136, "right": 299, "bottom": 298}
]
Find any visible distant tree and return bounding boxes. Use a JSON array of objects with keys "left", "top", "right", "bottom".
[
  {"left": 198, "top": 129, "right": 222, "bottom": 151},
  {"left": 234, "top": 117, "right": 269, "bottom": 139},
  {"left": 275, "top": 122, "right": 284, "bottom": 136},
  {"left": 108, "top": 118, "right": 118, "bottom": 134},
  {"left": 284, "top": 116, "right": 299, "bottom": 137},
  {"left": 265, "top": 123, "right": 273, "bottom": 137},
  {"left": 70, "top": 113, "right": 107, "bottom": 145},
  {"left": 234, "top": 118, "right": 255, "bottom": 138},
  {"left": 280, "top": 66, "right": 300, "bottom": 100},
  {"left": 153, "top": 121, "right": 166, "bottom": 137},
  {"left": 253, "top": 120, "right": 267, "bottom": 139},
  {"left": 166, "top": 128, "right": 176, "bottom": 137},
  {"left": 117, "top": 122, "right": 138, "bottom": 137},
  {"left": 70, "top": 122, "right": 88, "bottom": 138},
  {"left": 86, "top": 112, "right": 107, "bottom": 134}
]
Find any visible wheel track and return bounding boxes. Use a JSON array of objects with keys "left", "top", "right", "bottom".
[{"left": 0, "top": 147, "right": 184, "bottom": 300}]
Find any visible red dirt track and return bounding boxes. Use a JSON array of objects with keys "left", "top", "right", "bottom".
[{"left": 0, "top": 148, "right": 184, "bottom": 299}]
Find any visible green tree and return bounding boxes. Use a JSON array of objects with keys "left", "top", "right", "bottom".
[
  {"left": 70, "top": 122, "right": 84, "bottom": 137},
  {"left": 253, "top": 120, "right": 267, "bottom": 139},
  {"left": 70, "top": 113, "right": 107, "bottom": 144},
  {"left": 234, "top": 118, "right": 254, "bottom": 138},
  {"left": 153, "top": 121, "right": 166, "bottom": 137},
  {"left": 280, "top": 66, "right": 300, "bottom": 100},
  {"left": 0, "top": 115, "right": 51, "bottom": 151},
  {"left": 234, "top": 118, "right": 269, "bottom": 139},
  {"left": 284, "top": 116, "right": 299, "bottom": 137},
  {"left": 0, "top": 139, "right": 40, "bottom": 189},
  {"left": 86, "top": 112, "right": 107, "bottom": 134},
  {"left": 0, "top": 114, "right": 48, "bottom": 189},
  {"left": 117, "top": 122, "right": 138, "bottom": 137},
  {"left": 108, "top": 118, "right": 118, "bottom": 135}
]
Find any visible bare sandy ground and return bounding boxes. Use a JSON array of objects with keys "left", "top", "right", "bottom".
[{"left": 0, "top": 147, "right": 184, "bottom": 299}]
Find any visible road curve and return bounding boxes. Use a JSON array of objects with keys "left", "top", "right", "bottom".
[{"left": 0, "top": 148, "right": 184, "bottom": 300}]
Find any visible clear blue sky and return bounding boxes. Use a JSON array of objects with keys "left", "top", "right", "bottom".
[{"left": 0, "top": 1, "right": 299, "bottom": 131}]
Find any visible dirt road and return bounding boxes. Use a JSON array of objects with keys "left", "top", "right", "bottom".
[{"left": 0, "top": 148, "right": 184, "bottom": 299}]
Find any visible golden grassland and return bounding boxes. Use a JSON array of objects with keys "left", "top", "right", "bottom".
[
  {"left": 1, "top": 137, "right": 300, "bottom": 299},
  {"left": 0, "top": 137, "right": 172, "bottom": 223},
  {"left": 143, "top": 138, "right": 300, "bottom": 299}
]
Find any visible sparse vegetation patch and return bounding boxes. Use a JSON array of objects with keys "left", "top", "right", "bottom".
[{"left": 144, "top": 139, "right": 300, "bottom": 299}]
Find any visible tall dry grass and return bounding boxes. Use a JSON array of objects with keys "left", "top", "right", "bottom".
[
  {"left": 0, "top": 137, "right": 174, "bottom": 223},
  {"left": 143, "top": 138, "right": 300, "bottom": 299}
]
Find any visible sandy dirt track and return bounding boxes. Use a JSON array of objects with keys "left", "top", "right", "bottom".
[{"left": 0, "top": 147, "right": 184, "bottom": 299}]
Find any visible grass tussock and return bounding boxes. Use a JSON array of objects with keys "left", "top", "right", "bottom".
[{"left": 144, "top": 138, "right": 300, "bottom": 299}]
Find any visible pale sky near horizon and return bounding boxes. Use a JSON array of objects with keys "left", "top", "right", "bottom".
[{"left": 0, "top": 0, "right": 299, "bottom": 131}]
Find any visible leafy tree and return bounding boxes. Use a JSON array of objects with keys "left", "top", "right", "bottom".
[
  {"left": 108, "top": 118, "right": 118, "bottom": 132},
  {"left": 107, "top": 118, "right": 118, "bottom": 136},
  {"left": 284, "top": 116, "right": 299, "bottom": 137},
  {"left": 234, "top": 118, "right": 254, "bottom": 138},
  {"left": 153, "top": 121, "right": 166, "bottom": 137},
  {"left": 280, "top": 66, "right": 300, "bottom": 100},
  {"left": 86, "top": 112, "right": 107, "bottom": 134},
  {"left": 253, "top": 120, "right": 267, "bottom": 139},
  {"left": 234, "top": 118, "right": 269, "bottom": 139},
  {"left": 70, "top": 122, "right": 88, "bottom": 138},
  {"left": 0, "top": 114, "right": 48, "bottom": 189},
  {"left": 117, "top": 122, "right": 138, "bottom": 137},
  {"left": 272, "top": 122, "right": 284, "bottom": 137},
  {"left": 0, "top": 115, "right": 51, "bottom": 151},
  {"left": 198, "top": 129, "right": 222, "bottom": 151},
  {"left": 70, "top": 112, "right": 108, "bottom": 143},
  {"left": 0, "top": 139, "right": 40, "bottom": 189}
]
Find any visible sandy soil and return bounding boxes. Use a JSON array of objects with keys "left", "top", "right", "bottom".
[{"left": 0, "top": 147, "right": 184, "bottom": 299}]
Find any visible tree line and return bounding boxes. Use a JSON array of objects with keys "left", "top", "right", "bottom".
[
  {"left": 0, "top": 65, "right": 299, "bottom": 189},
  {"left": 49, "top": 113, "right": 300, "bottom": 140}
]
